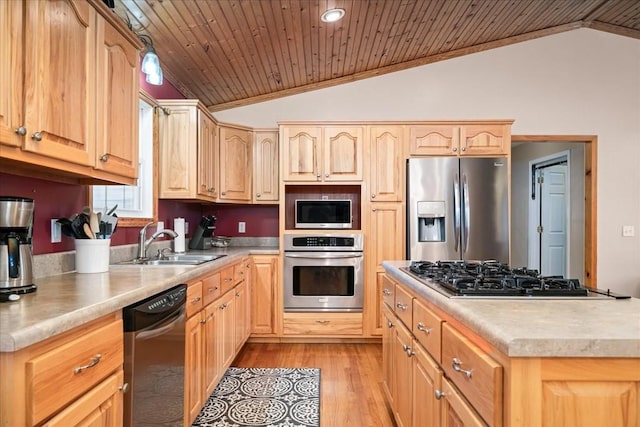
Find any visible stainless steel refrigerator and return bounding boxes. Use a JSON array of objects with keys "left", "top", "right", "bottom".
[{"left": 407, "top": 157, "right": 509, "bottom": 263}]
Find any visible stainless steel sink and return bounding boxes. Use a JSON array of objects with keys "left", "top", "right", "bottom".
[{"left": 115, "top": 254, "right": 227, "bottom": 266}]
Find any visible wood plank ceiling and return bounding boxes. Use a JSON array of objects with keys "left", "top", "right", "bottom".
[{"left": 113, "top": 0, "right": 640, "bottom": 111}]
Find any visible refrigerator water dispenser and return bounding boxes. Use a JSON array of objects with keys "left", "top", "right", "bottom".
[{"left": 417, "top": 201, "right": 445, "bottom": 242}]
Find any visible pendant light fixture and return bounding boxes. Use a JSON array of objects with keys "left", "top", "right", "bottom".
[{"left": 138, "top": 34, "right": 163, "bottom": 85}]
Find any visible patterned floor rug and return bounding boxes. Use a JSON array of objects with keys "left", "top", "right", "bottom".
[{"left": 192, "top": 367, "right": 320, "bottom": 427}]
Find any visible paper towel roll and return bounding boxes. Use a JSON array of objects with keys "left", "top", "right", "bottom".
[{"left": 174, "top": 217, "right": 185, "bottom": 253}]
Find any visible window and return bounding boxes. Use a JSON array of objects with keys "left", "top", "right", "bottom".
[{"left": 91, "top": 96, "right": 157, "bottom": 226}]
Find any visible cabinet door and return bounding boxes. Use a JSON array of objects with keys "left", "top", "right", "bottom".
[
  {"left": 219, "top": 125, "right": 252, "bottom": 202},
  {"left": 185, "top": 313, "right": 204, "bottom": 425},
  {"left": 234, "top": 281, "right": 248, "bottom": 351},
  {"left": 409, "top": 125, "right": 458, "bottom": 156},
  {"left": 22, "top": 0, "right": 95, "bottom": 166},
  {"left": 382, "top": 305, "right": 396, "bottom": 407},
  {"left": 203, "top": 303, "right": 221, "bottom": 400},
  {"left": 441, "top": 378, "right": 487, "bottom": 427},
  {"left": 251, "top": 255, "right": 277, "bottom": 334},
  {"left": 281, "top": 126, "right": 322, "bottom": 181},
  {"left": 393, "top": 320, "right": 413, "bottom": 427},
  {"left": 42, "top": 371, "right": 124, "bottom": 427},
  {"left": 323, "top": 126, "right": 363, "bottom": 181},
  {"left": 159, "top": 105, "right": 198, "bottom": 198},
  {"left": 413, "top": 342, "right": 442, "bottom": 427},
  {"left": 0, "top": 0, "right": 23, "bottom": 148},
  {"left": 218, "top": 291, "right": 236, "bottom": 371},
  {"left": 94, "top": 14, "right": 139, "bottom": 179},
  {"left": 367, "top": 203, "right": 404, "bottom": 335},
  {"left": 198, "top": 111, "right": 218, "bottom": 200},
  {"left": 369, "top": 126, "right": 404, "bottom": 201},
  {"left": 460, "top": 123, "right": 510, "bottom": 156},
  {"left": 253, "top": 130, "right": 279, "bottom": 202}
]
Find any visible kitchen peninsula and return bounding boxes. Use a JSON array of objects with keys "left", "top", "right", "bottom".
[
  {"left": 0, "top": 246, "right": 277, "bottom": 426},
  {"left": 382, "top": 260, "right": 640, "bottom": 427}
]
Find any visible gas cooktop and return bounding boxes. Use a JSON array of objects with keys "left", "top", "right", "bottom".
[{"left": 401, "top": 260, "right": 630, "bottom": 299}]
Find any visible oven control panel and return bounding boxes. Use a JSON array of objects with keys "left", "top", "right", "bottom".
[{"left": 284, "top": 234, "right": 363, "bottom": 251}]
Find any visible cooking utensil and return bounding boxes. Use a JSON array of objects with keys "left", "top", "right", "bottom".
[
  {"left": 89, "top": 211, "right": 99, "bottom": 234},
  {"left": 56, "top": 218, "right": 75, "bottom": 237},
  {"left": 71, "top": 213, "right": 90, "bottom": 239},
  {"left": 83, "top": 223, "right": 95, "bottom": 239},
  {"left": 106, "top": 204, "right": 118, "bottom": 216}
]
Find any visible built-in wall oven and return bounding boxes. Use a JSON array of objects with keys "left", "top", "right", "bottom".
[{"left": 283, "top": 234, "right": 364, "bottom": 312}]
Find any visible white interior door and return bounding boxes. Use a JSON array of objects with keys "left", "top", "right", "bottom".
[
  {"left": 528, "top": 151, "right": 571, "bottom": 276},
  {"left": 539, "top": 164, "right": 568, "bottom": 276}
]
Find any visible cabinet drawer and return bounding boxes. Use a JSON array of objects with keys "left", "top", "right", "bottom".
[
  {"left": 394, "top": 284, "right": 413, "bottom": 328},
  {"left": 186, "top": 281, "right": 203, "bottom": 318},
  {"left": 381, "top": 274, "right": 395, "bottom": 308},
  {"left": 283, "top": 313, "right": 363, "bottom": 335},
  {"left": 202, "top": 272, "right": 221, "bottom": 306},
  {"left": 221, "top": 265, "right": 235, "bottom": 293},
  {"left": 442, "top": 323, "right": 502, "bottom": 426},
  {"left": 413, "top": 298, "right": 443, "bottom": 363},
  {"left": 26, "top": 320, "right": 123, "bottom": 425}
]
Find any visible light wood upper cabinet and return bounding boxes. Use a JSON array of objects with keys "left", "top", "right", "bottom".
[
  {"left": 198, "top": 112, "right": 218, "bottom": 199},
  {"left": 281, "top": 125, "right": 322, "bottom": 181},
  {"left": 0, "top": 0, "right": 23, "bottom": 148},
  {"left": 219, "top": 124, "right": 252, "bottom": 202},
  {"left": 253, "top": 130, "right": 279, "bottom": 203},
  {"left": 281, "top": 125, "right": 363, "bottom": 182},
  {"left": 369, "top": 126, "right": 405, "bottom": 202},
  {"left": 0, "top": 0, "right": 141, "bottom": 185},
  {"left": 22, "top": 0, "right": 96, "bottom": 166},
  {"left": 94, "top": 13, "right": 139, "bottom": 179},
  {"left": 323, "top": 126, "right": 363, "bottom": 181},
  {"left": 158, "top": 100, "right": 218, "bottom": 202},
  {"left": 410, "top": 121, "right": 512, "bottom": 156}
]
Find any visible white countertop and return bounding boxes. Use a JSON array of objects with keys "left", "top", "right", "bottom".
[
  {"left": 383, "top": 261, "right": 640, "bottom": 358},
  {"left": 0, "top": 247, "right": 278, "bottom": 352}
]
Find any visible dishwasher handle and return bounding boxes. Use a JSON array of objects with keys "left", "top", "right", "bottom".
[
  {"left": 135, "top": 309, "right": 185, "bottom": 341},
  {"left": 284, "top": 253, "right": 363, "bottom": 260}
]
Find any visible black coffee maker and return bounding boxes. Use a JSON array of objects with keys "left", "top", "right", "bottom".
[
  {"left": 189, "top": 215, "right": 217, "bottom": 250},
  {"left": 0, "top": 196, "right": 37, "bottom": 294}
]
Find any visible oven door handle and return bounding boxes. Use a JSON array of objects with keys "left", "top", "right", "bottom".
[{"left": 284, "top": 253, "right": 363, "bottom": 259}]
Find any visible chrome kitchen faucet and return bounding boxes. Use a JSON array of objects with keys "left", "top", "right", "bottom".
[{"left": 137, "top": 222, "right": 178, "bottom": 260}]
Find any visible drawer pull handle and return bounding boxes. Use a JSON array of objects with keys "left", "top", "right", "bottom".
[
  {"left": 224, "top": 278, "right": 232, "bottom": 282},
  {"left": 315, "top": 320, "right": 330, "bottom": 324},
  {"left": 417, "top": 322, "right": 432, "bottom": 334},
  {"left": 383, "top": 289, "right": 391, "bottom": 296},
  {"left": 73, "top": 354, "right": 102, "bottom": 374},
  {"left": 396, "top": 303, "right": 408, "bottom": 311},
  {"left": 387, "top": 320, "right": 394, "bottom": 328},
  {"left": 452, "top": 358, "right": 473, "bottom": 379},
  {"left": 119, "top": 383, "right": 129, "bottom": 393},
  {"left": 406, "top": 347, "right": 414, "bottom": 357},
  {"left": 434, "top": 389, "right": 446, "bottom": 400},
  {"left": 191, "top": 297, "right": 201, "bottom": 304},
  {"left": 209, "top": 286, "right": 218, "bottom": 292},
  {"left": 220, "top": 303, "right": 228, "bottom": 310}
]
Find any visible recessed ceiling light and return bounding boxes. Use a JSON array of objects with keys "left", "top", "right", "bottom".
[{"left": 321, "top": 8, "right": 345, "bottom": 23}]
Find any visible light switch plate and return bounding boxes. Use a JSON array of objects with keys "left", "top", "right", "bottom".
[
  {"left": 622, "top": 225, "right": 635, "bottom": 237},
  {"left": 238, "top": 222, "right": 246, "bottom": 233}
]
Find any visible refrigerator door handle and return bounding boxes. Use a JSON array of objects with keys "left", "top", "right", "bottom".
[
  {"left": 462, "top": 174, "right": 470, "bottom": 254},
  {"left": 453, "top": 173, "right": 461, "bottom": 252}
]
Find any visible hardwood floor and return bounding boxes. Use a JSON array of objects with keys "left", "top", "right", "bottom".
[{"left": 232, "top": 343, "right": 396, "bottom": 427}]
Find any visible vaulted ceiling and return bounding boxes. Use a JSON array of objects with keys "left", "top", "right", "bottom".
[{"left": 114, "top": 0, "right": 640, "bottom": 111}]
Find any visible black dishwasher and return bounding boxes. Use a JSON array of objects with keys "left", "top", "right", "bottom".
[{"left": 123, "top": 284, "right": 187, "bottom": 427}]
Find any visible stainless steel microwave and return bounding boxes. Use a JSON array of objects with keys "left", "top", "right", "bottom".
[{"left": 294, "top": 199, "right": 352, "bottom": 229}]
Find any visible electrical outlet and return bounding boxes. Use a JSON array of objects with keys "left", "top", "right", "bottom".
[
  {"left": 156, "top": 221, "right": 164, "bottom": 232},
  {"left": 238, "top": 222, "right": 246, "bottom": 233},
  {"left": 51, "top": 219, "right": 62, "bottom": 243},
  {"left": 622, "top": 225, "right": 635, "bottom": 237}
]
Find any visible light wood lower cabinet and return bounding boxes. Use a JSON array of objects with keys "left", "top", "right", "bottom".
[
  {"left": 0, "top": 314, "right": 126, "bottom": 427},
  {"left": 251, "top": 255, "right": 278, "bottom": 335},
  {"left": 383, "top": 273, "right": 640, "bottom": 427}
]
